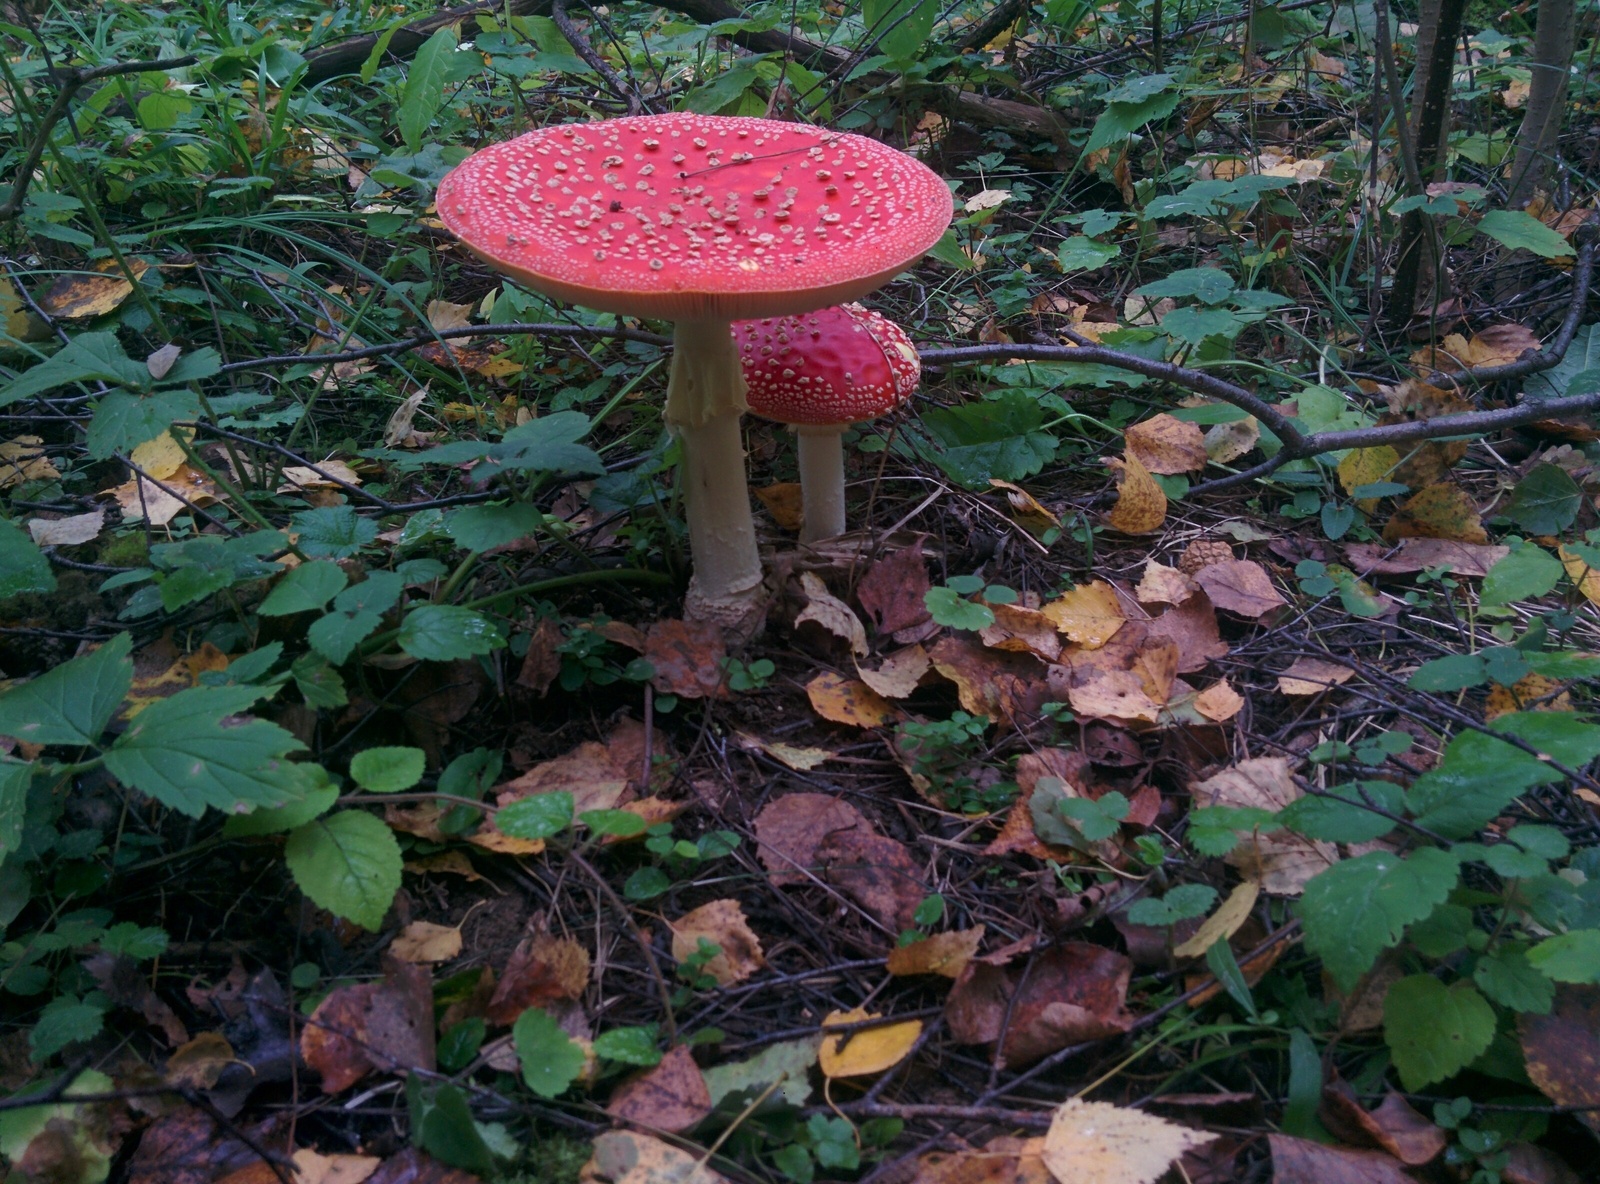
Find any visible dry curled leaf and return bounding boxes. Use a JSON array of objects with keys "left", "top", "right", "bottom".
[
  {"left": 1104, "top": 451, "right": 1167, "bottom": 534},
  {"left": 856, "top": 645, "right": 930, "bottom": 699},
  {"left": 755, "top": 482, "right": 804, "bottom": 532},
  {"left": 1193, "top": 560, "right": 1286, "bottom": 619},
  {"left": 1135, "top": 561, "right": 1200, "bottom": 606},
  {"left": 796, "top": 571, "right": 868, "bottom": 656},
  {"left": 486, "top": 933, "right": 590, "bottom": 1025},
  {"left": 1172, "top": 880, "right": 1260, "bottom": 958},
  {"left": 1125, "top": 414, "right": 1207, "bottom": 474}
]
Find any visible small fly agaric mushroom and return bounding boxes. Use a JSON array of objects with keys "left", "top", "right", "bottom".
[
  {"left": 734, "top": 303, "right": 919, "bottom": 542},
  {"left": 435, "top": 113, "right": 951, "bottom": 627}
]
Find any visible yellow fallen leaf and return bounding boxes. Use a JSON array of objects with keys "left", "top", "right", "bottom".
[
  {"left": 1383, "top": 482, "right": 1488, "bottom": 544},
  {"left": 806, "top": 671, "right": 898, "bottom": 727},
  {"left": 1485, "top": 672, "right": 1572, "bottom": 720},
  {"left": 1042, "top": 1099, "right": 1215, "bottom": 1184},
  {"left": 1173, "top": 880, "right": 1261, "bottom": 958},
  {"left": 1042, "top": 580, "right": 1126, "bottom": 648},
  {"left": 0, "top": 436, "right": 59, "bottom": 489},
  {"left": 669, "top": 899, "right": 765, "bottom": 987},
  {"left": 1124, "top": 414, "right": 1207, "bottom": 474},
  {"left": 425, "top": 298, "right": 474, "bottom": 331},
  {"left": 106, "top": 463, "right": 220, "bottom": 526},
  {"left": 1104, "top": 451, "right": 1167, "bottom": 534},
  {"left": 818, "top": 1008, "right": 923, "bottom": 1078},
  {"left": 1337, "top": 446, "right": 1400, "bottom": 505},
  {"left": 734, "top": 733, "right": 837, "bottom": 771},
  {"left": 886, "top": 926, "right": 985, "bottom": 979},
  {"left": 129, "top": 429, "right": 189, "bottom": 481},
  {"left": 1560, "top": 545, "right": 1600, "bottom": 607},
  {"left": 165, "top": 1032, "right": 237, "bottom": 1089},
  {"left": 1194, "top": 679, "right": 1245, "bottom": 721},
  {"left": 1277, "top": 657, "right": 1355, "bottom": 696},
  {"left": 755, "top": 482, "right": 804, "bottom": 532},
  {"left": 389, "top": 920, "right": 462, "bottom": 964},
  {"left": 36, "top": 260, "right": 148, "bottom": 319}
]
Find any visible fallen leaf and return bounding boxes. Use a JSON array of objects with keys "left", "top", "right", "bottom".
[
  {"left": 1345, "top": 538, "right": 1508, "bottom": 577},
  {"left": 1383, "top": 483, "right": 1488, "bottom": 544},
  {"left": 366, "top": 1147, "right": 482, "bottom": 1183},
  {"left": 1042, "top": 580, "right": 1126, "bottom": 647},
  {"left": 1411, "top": 323, "right": 1540, "bottom": 372},
  {"left": 1104, "top": 452, "right": 1167, "bottom": 534},
  {"left": 403, "top": 850, "right": 484, "bottom": 880},
  {"left": 856, "top": 539, "right": 934, "bottom": 636},
  {"left": 130, "top": 429, "right": 189, "bottom": 481},
  {"left": 856, "top": 645, "right": 931, "bottom": 698},
  {"left": 1143, "top": 593, "right": 1230, "bottom": 672},
  {"left": 1130, "top": 639, "right": 1179, "bottom": 705},
  {"left": 1205, "top": 416, "right": 1260, "bottom": 464},
  {"left": 606, "top": 1045, "right": 711, "bottom": 1133},
  {"left": 980, "top": 602, "right": 1063, "bottom": 661},
  {"left": 643, "top": 618, "right": 728, "bottom": 699},
  {"left": 1485, "top": 672, "right": 1572, "bottom": 720},
  {"left": 755, "top": 482, "right": 804, "bottom": 531},
  {"left": 1268, "top": 1134, "right": 1414, "bottom": 1184},
  {"left": 37, "top": 260, "right": 148, "bottom": 319},
  {"left": 946, "top": 943, "right": 1133, "bottom": 1067},
  {"left": 1319, "top": 1081, "right": 1447, "bottom": 1166},
  {"left": 425, "top": 299, "right": 474, "bottom": 332},
  {"left": 887, "top": 926, "right": 986, "bottom": 979},
  {"left": 165, "top": 1032, "right": 237, "bottom": 1090},
  {"left": 806, "top": 671, "right": 898, "bottom": 727},
  {"left": 735, "top": 732, "right": 837, "bottom": 770},
  {"left": 1277, "top": 657, "right": 1355, "bottom": 696},
  {"left": 816, "top": 823, "right": 927, "bottom": 933},
  {"left": 1067, "top": 668, "right": 1161, "bottom": 723},
  {"left": 1173, "top": 880, "right": 1260, "bottom": 958},
  {"left": 990, "top": 478, "right": 1062, "bottom": 539},
  {"left": 1042, "top": 1099, "right": 1215, "bottom": 1184},
  {"left": 582, "top": 1130, "right": 726, "bottom": 1184},
  {"left": 292, "top": 1149, "right": 383, "bottom": 1184},
  {"left": 669, "top": 900, "right": 765, "bottom": 986},
  {"left": 928, "top": 635, "right": 1049, "bottom": 725},
  {"left": 1560, "top": 545, "right": 1600, "bottom": 607},
  {"left": 818, "top": 1008, "right": 923, "bottom": 1077},
  {"left": 0, "top": 436, "right": 60, "bottom": 489},
  {"left": 383, "top": 389, "right": 430, "bottom": 449},
  {"left": 301, "top": 959, "right": 434, "bottom": 1093},
  {"left": 485, "top": 933, "right": 590, "bottom": 1025},
  {"left": 390, "top": 921, "right": 462, "bottom": 964},
  {"left": 276, "top": 459, "right": 362, "bottom": 495},
  {"left": 1125, "top": 414, "right": 1207, "bottom": 474},
  {"left": 985, "top": 750, "right": 1091, "bottom": 860},
  {"left": 1193, "top": 679, "right": 1244, "bottom": 721},
  {"left": 107, "top": 463, "right": 221, "bottom": 526},
  {"left": 1337, "top": 446, "right": 1400, "bottom": 500},
  {"left": 495, "top": 742, "right": 629, "bottom": 814},
  {"left": 755, "top": 794, "right": 869, "bottom": 886},
  {"left": 28, "top": 509, "right": 104, "bottom": 546},
  {"left": 1520, "top": 985, "right": 1600, "bottom": 1134},
  {"left": 916, "top": 1136, "right": 1052, "bottom": 1184},
  {"left": 796, "top": 571, "right": 868, "bottom": 656},
  {"left": 1191, "top": 759, "right": 1337, "bottom": 895},
  {"left": 1135, "top": 561, "right": 1200, "bottom": 606},
  {"left": 1193, "top": 560, "right": 1286, "bottom": 618},
  {"left": 1376, "top": 381, "right": 1474, "bottom": 487}
]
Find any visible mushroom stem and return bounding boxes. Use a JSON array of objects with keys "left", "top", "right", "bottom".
[
  {"left": 795, "top": 426, "right": 847, "bottom": 542},
  {"left": 664, "top": 319, "right": 764, "bottom": 626}
]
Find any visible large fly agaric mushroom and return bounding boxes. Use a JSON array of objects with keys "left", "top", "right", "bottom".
[
  {"left": 734, "top": 303, "right": 920, "bottom": 542},
  {"left": 435, "top": 113, "right": 951, "bottom": 627}
]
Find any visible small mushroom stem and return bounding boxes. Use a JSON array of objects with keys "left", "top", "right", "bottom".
[
  {"left": 795, "top": 426, "right": 848, "bottom": 542},
  {"left": 664, "top": 319, "right": 764, "bottom": 626}
]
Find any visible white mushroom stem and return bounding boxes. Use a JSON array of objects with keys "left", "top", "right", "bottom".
[
  {"left": 795, "top": 426, "right": 848, "bottom": 543},
  {"left": 663, "top": 319, "right": 763, "bottom": 626}
]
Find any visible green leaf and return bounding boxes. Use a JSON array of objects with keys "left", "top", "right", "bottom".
[
  {"left": 914, "top": 390, "right": 1058, "bottom": 488},
  {"left": 0, "top": 632, "right": 130, "bottom": 746},
  {"left": 284, "top": 810, "right": 402, "bottom": 930},
  {"left": 0, "top": 332, "right": 146, "bottom": 407},
  {"left": 259, "top": 560, "right": 348, "bottom": 617},
  {"left": 1406, "top": 729, "right": 1561, "bottom": 839},
  {"left": 292, "top": 506, "right": 377, "bottom": 559},
  {"left": 1526, "top": 322, "right": 1600, "bottom": 401},
  {"left": 0, "top": 517, "right": 54, "bottom": 600},
  {"left": 1160, "top": 306, "right": 1246, "bottom": 345},
  {"left": 29, "top": 996, "right": 107, "bottom": 1061},
  {"left": 581, "top": 809, "right": 648, "bottom": 838},
  {"left": 397, "top": 606, "right": 504, "bottom": 661},
  {"left": 1134, "top": 267, "right": 1237, "bottom": 304},
  {"left": 469, "top": 412, "right": 604, "bottom": 481},
  {"left": 222, "top": 781, "right": 339, "bottom": 837},
  {"left": 1277, "top": 781, "right": 1402, "bottom": 843},
  {"left": 593, "top": 1026, "right": 662, "bottom": 1066},
  {"left": 1084, "top": 78, "right": 1182, "bottom": 154},
  {"left": 98, "top": 922, "right": 168, "bottom": 960},
  {"left": 863, "top": 0, "right": 938, "bottom": 58},
  {"left": 496, "top": 792, "right": 573, "bottom": 840},
  {"left": 1474, "top": 947, "right": 1554, "bottom": 1012},
  {"left": 291, "top": 653, "right": 348, "bottom": 709},
  {"left": 86, "top": 390, "right": 201, "bottom": 458},
  {"left": 411, "top": 1080, "right": 497, "bottom": 1175},
  {"left": 309, "top": 610, "right": 384, "bottom": 665},
  {"left": 924, "top": 587, "right": 995, "bottom": 630},
  {"left": 1478, "top": 209, "right": 1574, "bottom": 259},
  {"left": 1057, "top": 236, "right": 1120, "bottom": 271},
  {"left": 104, "top": 684, "right": 306, "bottom": 817},
  {"left": 0, "top": 759, "right": 29, "bottom": 869},
  {"left": 1507, "top": 464, "right": 1582, "bottom": 534},
  {"left": 351, "top": 746, "right": 425, "bottom": 793},
  {"left": 399, "top": 25, "right": 459, "bottom": 154},
  {"left": 1409, "top": 653, "right": 1486, "bottom": 692},
  {"left": 443, "top": 503, "right": 546, "bottom": 552},
  {"left": 1298, "top": 848, "right": 1461, "bottom": 989},
  {"left": 1527, "top": 929, "right": 1600, "bottom": 982},
  {"left": 1492, "top": 711, "right": 1600, "bottom": 766},
  {"left": 1482, "top": 540, "right": 1564, "bottom": 606},
  {"left": 1126, "top": 883, "right": 1217, "bottom": 927},
  {"left": 1383, "top": 975, "right": 1495, "bottom": 1089},
  {"left": 513, "top": 1007, "right": 585, "bottom": 1098}
]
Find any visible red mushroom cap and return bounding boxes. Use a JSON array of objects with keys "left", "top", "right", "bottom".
[
  {"left": 733, "top": 303, "right": 920, "bottom": 427},
  {"left": 436, "top": 114, "right": 952, "bottom": 321}
]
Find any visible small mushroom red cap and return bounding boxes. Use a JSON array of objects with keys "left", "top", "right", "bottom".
[
  {"left": 436, "top": 114, "right": 953, "bottom": 321},
  {"left": 734, "top": 304, "right": 920, "bottom": 427}
]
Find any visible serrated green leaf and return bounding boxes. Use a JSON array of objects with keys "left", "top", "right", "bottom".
[
  {"left": 1277, "top": 781, "right": 1402, "bottom": 843},
  {"left": 1406, "top": 729, "right": 1563, "bottom": 838},
  {"left": 104, "top": 684, "right": 306, "bottom": 817},
  {"left": 29, "top": 996, "right": 107, "bottom": 1061},
  {"left": 1383, "top": 975, "right": 1495, "bottom": 1089},
  {"left": 1057, "top": 236, "right": 1120, "bottom": 271},
  {"left": 98, "top": 922, "right": 168, "bottom": 959},
  {"left": 0, "top": 758, "right": 27, "bottom": 869},
  {"left": 309, "top": 609, "right": 384, "bottom": 665},
  {"left": 1084, "top": 85, "right": 1183, "bottom": 154},
  {"left": 1482, "top": 540, "right": 1564, "bottom": 606},
  {"left": 0, "top": 332, "right": 146, "bottom": 407},
  {"left": 0, "top": 632, "right": 130, "bottom": 746},
  {"left": 284, "top": 810, "right": 401, "bottom": 930},
  {"left": 1527, "top": 929, "right": 1600, "bottom": 982},
  {"left": 470, "top": 412, "right": 604, "bottom": 481},
  {"left": 913, "top": 391, "right": 1059, "bottom": 488},
  {"left": 397, "top": 605, "right": 504, "bottom": 661},
  {"left": 1478, "top": 209, "right": 1574, "bottom": 259},
  {"left": 259, "top": 561, "right": 348, "bottom": 616},
  {"left": 443, "top": 503, "right": 546, "bottom": 552},
  {"left": 1505, "top": 464, "right": 1582, "bottom": 534},
  {"left": 0, "top": 518, "right": 54, "bottom": 600},
  {"left": 513, "top": 1007, "right": 585, "bottom": 1098},
  {"left": 1474, "top": 947, "right": 1554, "bottom": 1012},
  {"left": 1298, "top": 848, "right": 1461, "bottom": 989},
  {"left": 496, "top": 792, "right": 572, "bottom": 840},
  {"left": 351, "top": 746, "right": 425, "bottom": 793},
  {"left": 1134, "top": 267, "right": 1237, "bottom": 304},
  {"left": 222, "top": 781, "right": 339, "bottom": 837},
  {"left": 292, "top": 506, "right": 377, "bottom": 559},
  {"left": 291, "top": 653, "right": 347, "bottom": 709},
  {"left": 592, "top": 1026, "right": 662, "bottom": 1066},
  {"left": 85, "top": 390, "right": 201, "bottom": 458}
]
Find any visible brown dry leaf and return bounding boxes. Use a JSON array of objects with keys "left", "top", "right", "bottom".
[
  {"left": 668, "top": 900, "right": 765, "bottom": 987},
  {"left": 28, "top": 509, "right": 104, "bottom": 547},
  {"left": 390, "top": 921, "right": 462, "bottom": 964},
  {"left": 816, "top": 824, "right": 926, "bottom": 933},
  {"left": 754, "top": 793, "right": 868, "bottom": 887},
  {"left": 1345, "top": 538, "right": 1508, "bottom": 577},
  {"left": 514, "top": 616, "right": 564, "bottom": 696},
  {"left": 915, "top": 1136, "right": 1052, "bottom": 1184},
  {"left": 277, "top": 459, "right": 362, "bottom": 495},
  {"left": 1130, "top": 639, "right": 1180, "bottom": 705},
  {"left": 1125, "top": 414, "right": 1207, "bottom": 474},
  {"left": 165, "top": 1031, "right": 237, "bottom": 1090},
  {"left": 856, "top": 539, "right": 934, "bottom": 636},
  {"left": 1412, "top": 323, "right": 1540, "bottom": 372},
  {"left": 1485, "top": 673, "right": 1572, "bottom": 720},
  {"left": 1135, "top": 561, "right": 1200, "bottom": 606},
  {"left": 1067, "top": 668, "right": 1162, "bottom": 724},
  {"left": 643, "top": 618, "right": 728, "bottom": 700},
  {"left": 1194, "top": 679, "right": 1244, "bottom": 721},
  {"left": 495, "top": 741, "right": 629, "bottom": 814},
  {"left": 301, "top": 960, "right": 434, "bottom": 1093},
  {"left": 107, "top": 463, "right": 221, "bottom": 526},
  {"left": 755, "top": 482, "right": 804, "bottom": 531},
  {"left": 985, "top": 750, "right": 1091, "bottom": 860},
  {"left": 806, "top": 671, "right": 899, "bottom": 727},
  {"left": 1520, "top": 985, "right": 1600, "bottom": 1134},
  {"left": 818, "top": 1008, "right": 923, "bottom": 1078},
  {"left": 366, "top": 1147, "right": 482, "bottom": 1183},
  {"left": 37, "top": 260, "right": 148, "bottom": 319},
  {"left": 1104, "top": 451, "right": 1167, "bottom": 534},
  {"left": 887, "top": 926, "right": 985, "bottom": 978},
  {"left": 856, "top": 645, "right": 931, "bottom": 699},
  {"left": 425, "top": 299, "right": 474, "bottom": 332},
  {"left": 1041, "top": 1099, "right": 1215, "bottom": 1184},
  {"left": 796, "top": 571, "right": 868, "bottom": 657},
  {"left": 1383, "top": 483, "right": 1488, "bottom": 544},
  {"left": 1172, "top": 880, "right": 1260, "bottom": 958},
  {"left": 582, "top": 1130, "right": 726, "bottom": 1184},
  {"left": 1268, "top": 1134, "right": 1415, "bottom": 1184},
  {"left": 1320, "top": 1081, "right": 1447, "bottom": 1167},
  {"left": 1193, "top": 560, "right": 1286, "bottom": 619},
  {"left": 735, "top": 732, "right": 837, "bottom": 771},
  {"left": 605, "top": 1045, "right": 711, "bottom": 1134},
  {"left": 1205, "top": 416, "right": 1261, "bottom": 464},
  {"left": 1143, "top": 593, "right": 1230, "bottom": 672},
  {"left": 404, "top": 850, "right": 484, "bottom": 880},
  {"left": 1191, "top": 759, "right": 1337, "bottom": 895},
  {"left": 928, "top": 635, "right": 1049, "bottom": 726},
  {"left": 1277, "top": 657, "right": 1355, "bottom": 696},
  {"left": 980, "top": 602, "right": 1062, "bottom": 661},
  {"left": 946, "top": 943, "right": 1132, "bottom": 1067},
  {"left": 0, "top": 436, "right": 60, "bottom": 489},
  {"left": 990, "top": 478, "right": 1062, "bottom": 539},
  {"left": 292, "top": 1149, "right": 383, "bottom": 1184},
  {"left": 1042, "top": 580, "right": 1126, "bottom": 647},
  {"left": 1376, "top": 381, "right": 1474, "bottom": 487},
  {"left": 1337, "top": 446, "right": 1400, "bottom": 500},
  {"left": 465, "top": 827, "right": 547, "bottom": 856},
  {"left": 124, "top": 641, "right": 230, "bottom": 715},
  {"left": 485, "top": 934, "right": 590, "bottom": 1026}
]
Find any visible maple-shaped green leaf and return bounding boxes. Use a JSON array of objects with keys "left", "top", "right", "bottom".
[
  {"left": 103, "top": 685, "right": 305, "bottom": 817},
  {"left": 0, "top": 632, "right": 130, "bottom": 747},
  {"left": 284, "top": 810, "right": 401, "bottom": 930},
  {"left": 1298, "top": 848, "right": 1460, "bottom": 990},
  {"left": 513, "top": 1007, "right": 585, "bottom": 1098},
  {"left": 1383, "top": 975, "right": 1495, "bottom": 1090}
]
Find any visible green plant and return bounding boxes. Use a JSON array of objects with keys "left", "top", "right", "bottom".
[
  {"left": 721, "top": 656, "right": 775, "bottom": 692},
  {"left": 895, "top": 711, "right": 1010, "bottom": 812}
]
